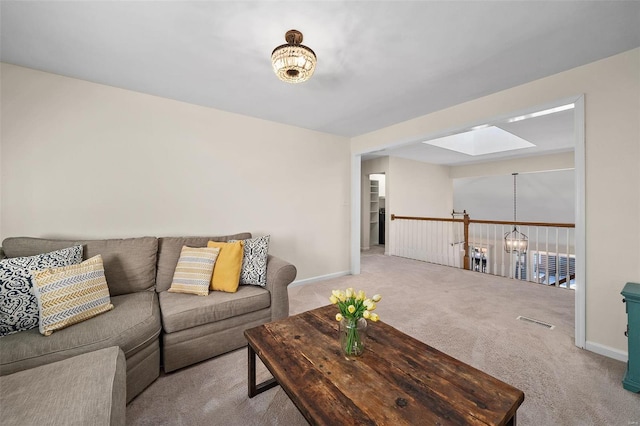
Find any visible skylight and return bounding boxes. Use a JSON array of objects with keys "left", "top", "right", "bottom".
[
  {"left": 422, "top": 126, "right": 535, "bottom": 156},
  {"left": 506, "top": 103, "right": 574, "bottom": 123}
]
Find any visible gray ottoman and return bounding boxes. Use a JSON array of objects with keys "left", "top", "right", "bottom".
[{"left": 0, "top": 346, "right": 126, "bottom": 426}]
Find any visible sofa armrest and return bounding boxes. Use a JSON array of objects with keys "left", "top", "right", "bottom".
[{"left": 265, "top": 255, "right": 297, "bottom": 321}]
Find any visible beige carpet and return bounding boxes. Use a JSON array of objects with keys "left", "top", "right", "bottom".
[{"left": 126, "top": 246, "right": 640, "bottom": 425}]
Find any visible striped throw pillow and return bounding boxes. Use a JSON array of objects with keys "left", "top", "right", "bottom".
[
  {"left": 168, "top": 246, "right": 220, "bottom": 296},
  {"left": 31, "top": 255, "right": 113, "bottom": 336}
]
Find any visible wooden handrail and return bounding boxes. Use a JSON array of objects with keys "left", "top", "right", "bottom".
[
  {"left": 391, "top": 214, "right": 463, "bottom": 223},
  {"left": 391, "top": 214, "right": 574, "bottom": 228},
  {"left": 470, "top": 219, "right": 575, "bottom": 228},
  {"left": 558, "top": 274, "right": 576, "bottom": 286}
]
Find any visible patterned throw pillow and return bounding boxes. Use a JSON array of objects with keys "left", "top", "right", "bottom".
[
  {"left": 31, "top": 255, "right": 113, "bottom": 336},
  {"left": 168, "top": 246, "right": 220, "bottom": 296},
  {"left": 0, "top": 245, "right": 83, "bottom": 337},
  {"left": 234, "top": 235, "right": 270, "bottom": 287}
]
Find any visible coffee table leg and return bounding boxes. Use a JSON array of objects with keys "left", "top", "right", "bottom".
[{"left": 247, "top": 344, "right": 278, "bottom": 398}]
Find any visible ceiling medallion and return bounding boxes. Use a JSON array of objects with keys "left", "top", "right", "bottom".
[{"left": 271, "top": 29, "right": 316, "bottom": 84}]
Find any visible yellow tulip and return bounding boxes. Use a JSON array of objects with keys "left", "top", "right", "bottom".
[
  {"left": 356, "top": 290, "right": 366, "bottom": 301},
  {"left": 363, "top": 299, "right": 374, "bottom": 310},
  {"left": 336, "top": 313, "right": 343, "bottom": 321},
  {"left": 345, "top": 288, "right": 354, "bottom": 298},
  {"left": 332, "top": 290, "right": 341, "bottom": 298},
  {"left": 370, "top": 313, "right": 380, "bottom": 322},
  {"left": 372, "top": 294, "right": 382, "bottom": 302},
  {"left": 338, "top": 291, "right": 346, "bottom": 302},
  {"left": 368, "top": 303, "right": 377, "bottom": 311},
  {"left": 329, "top": 295, "right": 339, "bottom": 304},
  {"left": 347, "top": 305, "right": 356, "bottom": 314},
  {"left": 363, "top": 310, "right": 371, "bottom": 319}
]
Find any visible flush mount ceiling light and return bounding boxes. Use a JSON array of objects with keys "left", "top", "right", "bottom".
[{"left": 271, "top": 29, "right": 316, "bottom": 84}]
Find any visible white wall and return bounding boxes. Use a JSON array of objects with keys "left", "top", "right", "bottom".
[
  {"left": 352, "top": 48, "right": 640, "bottom": 356},
  {"left": 454, "top": 170, "right": 575, "bottom": 223},
  {"left": 452, "top": 152, "right": 575, "bottom": 223},
  {"left": 0, "top": 63, "right": 351, "bottom": 281}
]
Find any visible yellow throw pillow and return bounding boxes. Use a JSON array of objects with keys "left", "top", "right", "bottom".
[{"left": 207, "top": 240, "right": 244, "bottom": 293}]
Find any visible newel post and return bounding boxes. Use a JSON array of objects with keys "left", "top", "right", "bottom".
[{"left": 463, "top": 213, "right": 470, "bottom": 270}]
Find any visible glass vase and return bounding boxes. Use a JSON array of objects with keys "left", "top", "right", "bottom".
[{"left": 340, "top": 317, "right": 368, "bottom": 357}]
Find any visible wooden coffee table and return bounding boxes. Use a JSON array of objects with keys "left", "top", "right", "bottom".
[{"left": 245, "top": 305, "right": 524, "bottom": 425}]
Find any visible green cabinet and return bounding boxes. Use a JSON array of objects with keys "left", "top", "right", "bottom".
[{"left": 622, "top": 282, "right": 640, "bottom": 392}]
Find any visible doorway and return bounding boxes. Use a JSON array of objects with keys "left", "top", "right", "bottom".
[
  {"left": 360, "top": 163, "right": 388, "bottom": 253},
  {"left": 350, "top": 95, "right": 586, "bottom": 349},
  {"left": 369, "top": 173, "right": 386, "bottom": 248}
]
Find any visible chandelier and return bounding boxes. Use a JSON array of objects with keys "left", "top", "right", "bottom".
[
  {"left": 504, "top": 173, "right": 528, "bottom": 254},
  {"left": 271, "top": 29, "right": 316, "bottom": 83}
]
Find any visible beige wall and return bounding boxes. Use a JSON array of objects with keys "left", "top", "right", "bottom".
[
  {"left": 361, "top": 156, "right": 452, "bottom": 253},
  {"left": 388, "top": 157, "right": 452, "bottom": 218},
  {"left": 0, "top": 63, "right": 351, "bottom": 280},
  {"left": 450, "top": 151, "right": 574, "bottom": 179},
  {"left": 352, "top": 48, "right": 640, "bottom": 355}
]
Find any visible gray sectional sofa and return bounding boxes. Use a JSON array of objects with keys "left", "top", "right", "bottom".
[
  {"left": 1, "top": 346, "right": 127, "bottom": 426},
  {"left": 0, "top": 234, "right": 297, "bottom": 422}
]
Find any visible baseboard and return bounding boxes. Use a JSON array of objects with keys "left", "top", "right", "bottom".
[
  {"left": 585, "top": 341, "right": 628, "bottom": 362},
  {"left": 290, "top": 271, "right": 351, "bottom": 287}
]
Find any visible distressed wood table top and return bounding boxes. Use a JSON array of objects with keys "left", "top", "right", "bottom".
[{"left": 244, "top": 304, "right": 524, "bottom": 426}]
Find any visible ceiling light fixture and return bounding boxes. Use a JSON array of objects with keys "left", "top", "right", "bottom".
[{"left": 271, "top": 29, "right": 316, "bottom": 84}]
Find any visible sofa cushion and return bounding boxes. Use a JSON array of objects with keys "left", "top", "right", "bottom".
[
  {"left": 159, "top": 285, "right": 270, "bottom": 334},
  {"left": 2, "top": 237, "right": 158, "bottom": 296},
  {"left": 156, "top": 234, "right": 251, "bottom": 293},
  {"left": 168, "top": 246, "right": 220, "bottom": 296},
  {"left": 32, "top": 255, "right": 114, "bottom": 336},
  {"left": 0, "top": 245, "right": 83, "bottom": 337},
  {"left": 207, "top": 240, "right": 244, "bottom": 293},
  {"left": 0, "top": 291, "right": 161, "bottom": 376},
  {"left": 0, "top": 346, "right": 126, "bottom": 426}
]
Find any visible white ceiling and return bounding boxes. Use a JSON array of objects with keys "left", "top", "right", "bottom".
[
  {"left": 1, "top": 1, "right": 639, "bottom": 141},
  {"left": 365, "top": 108, "right": 576, "bottom": 165}
]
